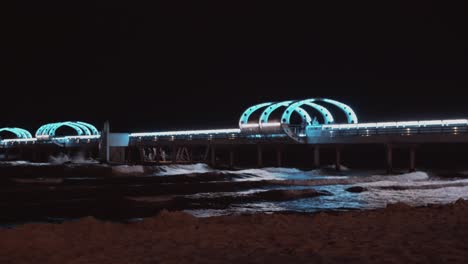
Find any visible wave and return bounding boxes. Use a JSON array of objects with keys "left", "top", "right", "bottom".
[
  {"left": 153, "top": 163, "right": 215, "bottom": 176},
  {"left": 49, "top": 153, "right": 99, "bottom": 165},
  {"left": 0, "top": 160, "right": 50, "bottom": 166},
  {"left": 146, "top": 163, "right": 348, "bottom": 181}
]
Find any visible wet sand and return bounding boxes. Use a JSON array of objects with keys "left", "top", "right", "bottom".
[{"left": 1, "top": 201, "right": 468, "bottom": 263}]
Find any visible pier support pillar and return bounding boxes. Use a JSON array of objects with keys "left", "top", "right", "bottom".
[
  {"left": 126, "top": 148, "right": 132, "bottom": 163},
  {"left": 335, "top": 146, "right": 341, "bottom": 171},
  {"left": 276, "top": 148, "right": 282, "bottom": 167},
  {"left": 32, "top": 150, "right": 38, "bottom": 162},
  {"left": 229, "top": 149, "right": 235, "bottom": 168},
  {"left": 314, "top": 146, "right": 320, "bottom": 168},
  {"left": 18, "top": 148, "right": 24, "bottom": 160},
  {"left": 189, "top": 146, "right": 194, "bottom": 163},
  {"left": 409, "top": 146, "right": 416, "bottom": 172},
  {"left": 210, "top": 145, "right": 216, "bottom": 166},
  {"left": 386, "top": 144, "right": 393, "bottom": 174},
  {"left": 171, "top": 145, "right": 177, "bottom": 164},
  {"left": 154, "top": 146, "right": 160, "bottom": 164},
  {"left": 139, "top": 147, "right": 145, "bottom": 164},
  {"left": 257, "top": 144, "right": 263, "bottom": 168}
]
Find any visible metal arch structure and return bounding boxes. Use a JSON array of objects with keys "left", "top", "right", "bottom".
[
  {"left": 48, "top": 122, "right": 90, "bottom": 136},
  {"left": 239, "top": 98, "right": 358, "bottom": 144},
  {"left": 276, "top": 101, "right": 335, "bottom": 125},
  {"left": 240, "top": 98, "right": 357, "bottom": 127},
  {"left": 259, "top": 101, "right": 294, "bottom": 125},
  {"left": 240, "top": 101, "right": 315, "bottom": 129},
  {"left": 321, "top": 98, "right": 358, "bottom": 124},
  {"left": 239, "top": 102, "right": 274, "bottom": 126},
  {"left": 281, "top": 98, "right": 358, "bottom": 126},
  {"left": 259, "top": 101, "right": 313, "bottom": 127},
  {"left": 0, "top": 127, "right": 33, "bottom": 139},
  {"left": 258, "top": 100, "right": 337, "bottom": 127},
  {"left": 76, "top": 121, "right": 100, "bottom": 135},
  {"left": 35, "top": 121, "right": 100, "bottom": 138}
]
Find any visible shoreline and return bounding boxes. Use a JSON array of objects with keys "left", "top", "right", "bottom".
[{"left": 2, "top": 200, "right": 468, "bottom": 263}]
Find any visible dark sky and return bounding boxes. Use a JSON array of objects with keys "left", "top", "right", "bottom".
[{"left": 8, "top": 2, "right": 468, "bottom": 132}]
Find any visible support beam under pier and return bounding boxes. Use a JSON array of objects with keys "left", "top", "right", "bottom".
[
  {"left": 229, "top": 149, "right": 235, "bottom": 168},
  {"left": 409, "top": 146, "right": 416, "bottom": 172},
  {"left": 335, "top": 146, "right": 341, "bottom": 171},
  {"left": 189, "top": 146, "right": 193, "bottom": 163},
  {"left": 314, "top": 146, "right": 320, "bottom": 168},
  {"left": 276, "top": 148, "right": 282, "bottom": 167},
  {"left": 386, "top": 144, "right": 393, "bottom": 174},
  {"left": 139, "top": 147, "right": 145, "bottom": 164},
  {"left": 171, "top": 144, "right": 177, "bottom": 164},
  {"left": 257, "top": 144, "right": 263, "bottom": 168},
  {"left": 210, "top": 145, "right": 216, "bottom": 167}
]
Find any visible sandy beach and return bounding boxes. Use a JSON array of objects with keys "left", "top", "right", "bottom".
[{"left": 2, "top": 200, "right": 468, "bottom": 263}]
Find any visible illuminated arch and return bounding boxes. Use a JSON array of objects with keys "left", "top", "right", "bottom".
[
  {"left": 36, "top": 122, "right": 83, "bottom": 137},
  {"left": 262, "top": 100, "right": 334, "bottom": 126},
  {"left": 281, "top": 98, "right": 357, "bottom": 125},
  {"left": 259, "top": 101, "right": 311, "bottom": 126},
  {"left": 36, "top": 121, "right": 99, "bottom": 137},
  {"left": 240, "top": 101, "right": 314, "bottom": 129},
  {"left": 0, "top": 128, "right": 33, "bottom": 139},
  {"left": 321, "top": 98, "right": 358, "bottom": 124},
  {"left": 76, "top": 121, "right": 99, "bottom": 135},
  {"left": 48, "top": 122, "right": 90, "bottom": 136},
  {"left": 239, "top": 102, "right": 274, "bottom": 127}
]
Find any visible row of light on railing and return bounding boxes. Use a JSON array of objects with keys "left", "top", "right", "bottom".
[
  {"left": 240, "top": 122, "right": 282, "bottom": 129},
  {"left": 318, "top": 119, "right": 468, "bottom": 130},
  {"left": 1, "top": 135, "right": 101, "bottom": 144},
  {"left": 130, "top": 128, "right": 241, "bottom": 137}
]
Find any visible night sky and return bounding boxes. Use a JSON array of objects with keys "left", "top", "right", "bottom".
[{"left": 8, "top": 2, "right": 468, "bottom": 133}]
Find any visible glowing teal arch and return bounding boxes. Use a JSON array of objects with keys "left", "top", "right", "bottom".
[
  {"left": 321, "top": 98, "right": 358, "bottom": 124},
  {"left": 0, "top": 128, "right": 33, "bottom": 139},
  {"left": 294, "top": 107, "right": 313, "bottom": 125},
  {"left": 259, "top": 101, "right": 294, "bottom": 124},
  {"left": 281, "top": 98, "right": 357, "bottom": 125},
  {"left": 239, "top": 102, "right": 274, "bottom": 126},
  {"left": 240, "top": 101, "right": 314, "bottom": 128},
  {"left": 261, "top": 100, "right": 334, "bottom": 125},
  {"left": 76, "top": 121, "right": 99, "bottom": 135},
  {"left": 48, "top": 122, "right": 90, "bottom": 136},
  {"left": 36, "top": 121, "right": 99, "bottom": 137}
]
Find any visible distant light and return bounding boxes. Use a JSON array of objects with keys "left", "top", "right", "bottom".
[
  {"left": 443, "top": 119, "right": 468, "bottom": 126},
  {"left": 1, "top": 138, "right": 38, "bottom": 143},
  {"left": 240, "top": 124, "right": 260, "bottom": 128},
  {"left": 376, "top": 122, "right": 397, "bottom": 128},
  {"left": 419, "top": 120, "right": 443, "bottom": 126},
  {"left": 62, "top": 135, "right": 100, "bottom": 139},
  {"left": 261, "top": 122, "right": 282, "bottom": 127},
  {"left": 397, "top": 121, "right": 420, "bottom": 127}
]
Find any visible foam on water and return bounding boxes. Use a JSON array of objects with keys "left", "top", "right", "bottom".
[
  {"left": 48, "top": 153, "right": 99, "bottom": 165},
  {"left": 154, "top": 163, "right": 215, "bottom": 176},
  {"left": 0, "top": 160, "right": 50, "bottom": 166},
  {"left": 147, "top": 163, "right": 346, "bottom": 181},
  {"left": 3, "top": 159, "right": 468, "bottom": 216}
]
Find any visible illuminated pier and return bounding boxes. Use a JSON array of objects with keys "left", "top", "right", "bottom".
[{"left": 2, "top": 99, "right": 468, "bottom": 172}]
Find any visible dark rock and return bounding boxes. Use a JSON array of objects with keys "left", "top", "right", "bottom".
[{"left": 346, "top": 186, "right": 368, "bottom": 193}]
